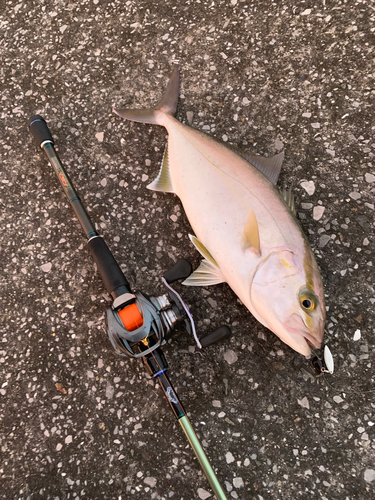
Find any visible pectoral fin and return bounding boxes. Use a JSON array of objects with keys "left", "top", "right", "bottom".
[
  {"left": 241, "top": 210, "right": 261, "bottom": 255},
  {"left": 147, "top": 145, "right": 175, "bottom": 193}
]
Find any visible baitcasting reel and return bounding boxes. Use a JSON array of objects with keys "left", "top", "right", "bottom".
[{"left": 106, "top": 258, "right": 231, "bottom": 358}]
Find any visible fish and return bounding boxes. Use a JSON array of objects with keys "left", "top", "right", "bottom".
[{"left": 113, "top": 65, "right": 326, "bottom": 358}]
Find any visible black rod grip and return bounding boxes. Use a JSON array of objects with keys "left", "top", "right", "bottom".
[
  {"left": 87, "top": 237, "right": 131, "bottom": 297},
  {"left": 29, "top": 115, "right": 54, "bottom": 148}
]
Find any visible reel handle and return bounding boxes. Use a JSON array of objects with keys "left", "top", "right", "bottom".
[
  {"left": 200, "top": 325, "right": 231, "bottom": 347},
  {"left": 163, "top": 258, "right": 193, "bottom": 284}
]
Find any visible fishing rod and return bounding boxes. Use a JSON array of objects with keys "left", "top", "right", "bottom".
[{"left": 29, "top": 115, "right": 231, "bottom": 500}]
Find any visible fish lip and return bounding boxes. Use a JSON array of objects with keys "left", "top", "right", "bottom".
[
  {"left": 289, "top": 327, "right": 321, "bottom": 350},
  {"left": 283, "top": 314, "right": 323, "bottom": 350},
  {"left": 290, "top": 326, "right": 322, "bottom": 350},
  {"left": 302, "top": 333, "right": 322, "bottom": 350}
]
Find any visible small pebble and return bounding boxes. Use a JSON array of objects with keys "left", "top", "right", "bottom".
[
  {"left": 298, "top": 397, "right": 310, "bottom": 409},
  {"left": 144, "top": 477, "right": 157, "bottom": 487},
  {"left": 40, "top": 262, "right": 52, "bottom": 273},
  {"left": 349, "top": 192, "right": 361, "bottom": 200},
  {"left": 226, "top": 452, "right": 235, "bottom": 464},
  {"left": 353, "top": 329, "right": 361, "bottom": 341},
  {"left": 301, "top": 181, "right": 315, "bottom": 195},
  {"left": 186, "top": 111, "right": 194, "bottom": 125},
  {"left": 319, "top": 235, "right": 331, "bottom": 248},
  {"left": 313, "top": 206, "right": 325, "bottom": 220},
  {"left": 105, "top": 384, "right": 114, "bottom": 399},
  {"left": 95, "top": 132, "right": 104, "bottom": 142},
  {"left": 224, "top": 350, "right": 238, "bottom": 365},
  {"left": 364, "top": 469, "right": 375, "bottom": 483},
  {"left": 233, "top": 477, "right": 244, "bottom": 488},
  {"left": 274, "top": 138, "right": 284, "bottom": 150},
  {"left": 197, "top": 488, "right": 212, "bottom": 499}
]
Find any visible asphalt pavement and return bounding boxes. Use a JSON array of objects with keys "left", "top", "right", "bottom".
[{"left": 0, "top": 1, "right": 374, "bottom": 499}]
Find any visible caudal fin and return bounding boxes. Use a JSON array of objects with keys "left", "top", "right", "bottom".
[{"left": 113, "top": 65, "right": 180, "bottom": 125}]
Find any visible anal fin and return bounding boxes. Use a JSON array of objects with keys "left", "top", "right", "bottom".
[{"left": 147, "top": 145, "right": 174, "bottom": 193}]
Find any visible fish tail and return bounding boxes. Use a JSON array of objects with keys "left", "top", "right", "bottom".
[{"left": 113, "top": 65, "right": 180, "bottom": 126}]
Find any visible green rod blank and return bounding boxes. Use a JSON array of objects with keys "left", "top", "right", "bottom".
[{"left": 179, "top": 416, "right": 227, "bottom": 500}]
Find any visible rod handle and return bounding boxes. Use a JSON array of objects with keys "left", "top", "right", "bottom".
[
  {"left": 29, "top": 115, "right": 54, "bottom": 148},
  {"left": 87, "top": 236, "right": 132, "bottom": 298}
]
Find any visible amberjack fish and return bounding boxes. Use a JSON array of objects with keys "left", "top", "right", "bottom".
[{"left": 113, "top": 66, "right": 326, "bottom": 358}]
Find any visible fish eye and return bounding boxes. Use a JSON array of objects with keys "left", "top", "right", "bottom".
[{"left": 300, "top": 293, "right": 316, "bottom": 311}]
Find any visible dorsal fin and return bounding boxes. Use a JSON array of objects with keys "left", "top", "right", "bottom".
[
  {"left": 281, "top": 188, "right": 296, "bottom": 215},
  {"left": 155, "top": 65, "right": 180, "bottom": 115},
  {"left": 241, "top": 210, "right": 261, "bottom": 256},
  {"left": 217, "top": 139, "right": 284, "bottom": 185},
  {"left": 146, "top": 145, "right": 174, "bottom": 193},
  {"left": 244, "top": 151, "right": 284, "bottom": 185}
]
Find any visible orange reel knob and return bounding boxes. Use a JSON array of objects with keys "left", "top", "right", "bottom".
[{"left": 119, "top": 303, "right": 143, "bottom": 332}]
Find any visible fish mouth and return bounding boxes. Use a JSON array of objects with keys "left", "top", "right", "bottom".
[
  {"left": 288, "top": 327, "right": 322, "bottom": 351},
  {"left": 284, "top": 314, "right": 323, "bottom": 351},
  {"left": 300, "top": 330, "right": 322, "bottom": 350}
]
